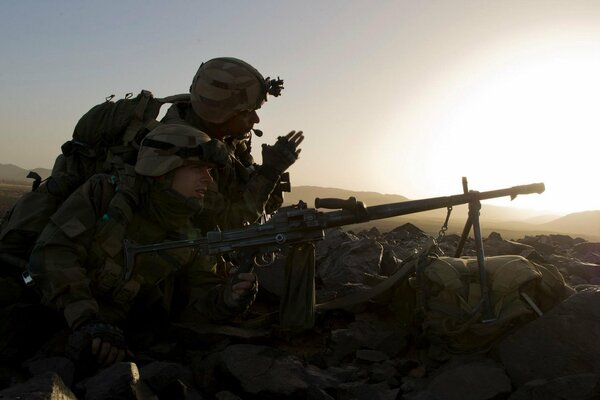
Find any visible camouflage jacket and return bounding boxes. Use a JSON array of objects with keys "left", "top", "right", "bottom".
[
  {"left": 28, "top": 173, "right": 239, "bottom": 330},
  {"left": 162, "top": 103, "right": 281, "bottom": 230}
]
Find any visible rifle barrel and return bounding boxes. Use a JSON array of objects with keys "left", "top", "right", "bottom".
[{"left": 322, "top": 182, "right": 545, "bottom": 228}]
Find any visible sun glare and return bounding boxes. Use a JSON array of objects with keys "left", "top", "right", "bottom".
[{"left": 381, "top": 36, "right": 600, "bottom": 214}]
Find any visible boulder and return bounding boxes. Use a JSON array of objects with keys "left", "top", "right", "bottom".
[
  {"left": 484, "top": 232, "right": 534, "bottom": 256},
  {"left": 497, "top": 288, "right": 600, "bottom": 386},
  {"left": 425, "top": 357, "right": 511, "bottom": 400},
  {"left": 317, "top": 238, "right": 383, "bottom": 288},
  {"left": 25, "top": 357, "right": 75, "bottom": 388},
  {"left": 215, "top": 344, "right": 309, "bottom": 398},
  {"left": 84, "top": 362, "right": 140, "bottom": 400},
  {"left": 0, "top": 372, "right": 76, "bottom": 400},
  {"left": 507, "top": 373, "right": 600, "bottom": 400}
]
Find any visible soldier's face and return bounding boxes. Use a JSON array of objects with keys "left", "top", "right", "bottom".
[
  {"left": 171, "top": 165, "right": 214, "bottom": 199},
  {"left": 220, "top": 110, "right": 260, "bottom": 139}
]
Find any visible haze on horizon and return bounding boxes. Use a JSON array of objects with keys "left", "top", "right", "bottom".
[{"left": 1, "top": 0, "right": 599, "bottom": 215}]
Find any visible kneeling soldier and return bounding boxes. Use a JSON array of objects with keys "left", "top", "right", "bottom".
[{"left": 28, "top": 124, "right": 258, "bottom": 366}]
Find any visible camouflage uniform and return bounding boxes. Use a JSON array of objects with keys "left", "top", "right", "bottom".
[
  {"left": 162, "top": 102, "right": 281, "bottom": 230},
  {"left": 27, "top": 125, "right": 244, "bottom": 334},
  {"left": 162, "top": 57, "right": 294, "bottom": 231}
]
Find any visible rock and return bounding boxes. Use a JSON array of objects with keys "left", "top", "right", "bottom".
[
  {"left": 191, "top": 351, "right": 221, "bottom": 394},
  {"left": 370, "top": 361, "right": 399, "bottom": 384},
  {"left": 573, "top": 242, "right": 600, "bottom": 264},
  {"left": 318, "top": 238, "right": 383, "bottom": 288},
  {"left": 520, "top": 248, "right": 547, "bottom": 264},
  {"left": 518, "top": 236, "right": 559, "bottom": 256},
  {"left": 484, "top": 232, "right": 534, "bottom": 256},
  {"left": 507, "top": 373, "right": 600, "bottom": 400},
  {"left": 305, "top": 365, "right": 339, "bottom": 391},
  {"left": 215, "top": 391, "right": 243, "bottom": 400},
  {"left": 25, "top": 357, "right": 75, "bottom": 388},
  {"left": 425, "top": 358, "right": 511, "bottom": 400},
  {"left": 139, "top": 361, "right": 195, "bottom": 397},
  {"left": 84, "top": 362, "right": 140, "bottom": 400},
  {"left": 216, "top": 344, "right": 309, "bottom": 398},
  {"left": 336, "top": 381, "right": 400, "bottom": 400},
  {"left": 497, "top": 288, "right": 600, "bottom": 386},
  {"left": 0, "top": 371, "right": 77, "bottom": 399},
  {"left": 316, "top": 228, "right": 359, "bottom": 264},
  {"left": 380, "top": 245, "right": 402, "bottom": 276},
  {"left": 324, "top": 319, "right": 408, "bottom": 366},
  {"left": 326, "top": 365, "right": 369, "bottom": 383},
  {"left": 0, "top": 365, "right": 27, "bottom": 391},
  {"left": 355, "top": 349, "right": 389, "bottom": 363},
  {"left": 546, "top": 254, "right": 600, "bottom": 283},
  {"left": 401, "top": 376, "right": 428, "bottom": 395},
  {"left": 385, "top": 223, "right": 426, "bottom": 241},
  {"left": 366, "top": 227, "right": 381, "bottom": 237},
  {"left": 549, "top": 234, "right": 584, "bottom": 249}
]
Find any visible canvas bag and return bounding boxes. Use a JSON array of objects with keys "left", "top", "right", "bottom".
[{"left": 409, "top": 255, "right": 573, "bottom": 353}]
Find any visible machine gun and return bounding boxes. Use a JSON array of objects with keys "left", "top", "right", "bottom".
[
  {"left": 125, "top": 181, "right": 544, "bottom": 274},
  {"left": 124, "top": 181, "right": 544, "bottom": 322}
]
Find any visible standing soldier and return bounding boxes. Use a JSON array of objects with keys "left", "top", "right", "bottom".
[{"left": 25, "top": 124, "right": 258, "bottom": 367}]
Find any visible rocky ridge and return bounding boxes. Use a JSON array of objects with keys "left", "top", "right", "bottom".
[{"left": 1, "top": 224, "right": 600, "bottom": 399}]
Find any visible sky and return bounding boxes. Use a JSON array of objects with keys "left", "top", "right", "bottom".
[{"left": 1, "top": 0, "right": 600, "bottom": 215}]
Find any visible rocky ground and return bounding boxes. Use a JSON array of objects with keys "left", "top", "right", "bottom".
[{"left": 1, "top": 224, "right": 600, "bottom": 399}]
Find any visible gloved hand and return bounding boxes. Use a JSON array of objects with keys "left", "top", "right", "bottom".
[
  {"left": 224, "top": 272, "right": 258, "bottom": 313},
  {"left": 67, "top": 320, "right": 130, "bottom": 367},
  {"left": 261, "top": 131, "right": 304, "bottom": 178}
]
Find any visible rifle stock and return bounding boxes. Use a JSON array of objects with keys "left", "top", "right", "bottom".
[{"left": 123, "top": 182, "right": 545, "bottom": 279}]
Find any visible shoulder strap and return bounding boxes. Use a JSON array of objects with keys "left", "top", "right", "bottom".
[{"left": 94, "top": 165, "right": 143, "bottom": 258}]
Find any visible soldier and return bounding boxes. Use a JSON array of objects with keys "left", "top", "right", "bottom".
[
  {"left": 162, "top": 57, "right": 304, "bottom": 230},
  {"left": 26, "top": 124, "right": 258, "bottom": 366}
]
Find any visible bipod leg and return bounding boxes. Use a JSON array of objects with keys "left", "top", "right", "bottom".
[
  {"left": 455, "top": 176, "right": 472, "bottom": 257},
  {"left": 469, "top": 199, "right": 496, "bottom": 323},
  {"left": 454, "top": 216, "right": 472, "bottom": 257}
]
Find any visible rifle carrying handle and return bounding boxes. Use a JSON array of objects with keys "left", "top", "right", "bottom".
[{"left": 315, "top": 197, "right": 358, "bottom": 210}]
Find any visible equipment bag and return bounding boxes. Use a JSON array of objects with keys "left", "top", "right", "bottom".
[
  {"left": 0, "top": 91, "right": 189, "bottom": 266},
  {"left": 407, "top": 255, "right": 573, "bottom": 354}
]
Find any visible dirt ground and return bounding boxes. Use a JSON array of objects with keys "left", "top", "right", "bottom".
[{"left": 0, "top": 182, "right": 30, "bottom": 214}]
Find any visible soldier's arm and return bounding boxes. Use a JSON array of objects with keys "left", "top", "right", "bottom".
[
  {"left": 29, "top": 175, "right": 112, "bottom": 329},
  {"left": 200, "top": 131, "right": 303, "bottom": 229},
  {"left": 182, "top": 254, "right": 255, "bottom": 322}
]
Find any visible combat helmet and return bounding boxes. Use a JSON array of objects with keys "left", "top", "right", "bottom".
[
  {"left": 190, "top": 57, "right": 283, "bottom": 124},
  {"left": 135, "top": 124, "right": 229, "bottom": 177}
]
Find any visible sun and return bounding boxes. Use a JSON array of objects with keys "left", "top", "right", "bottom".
[{"left": 379, "top": 33, "right": 600, "bottom": 214}]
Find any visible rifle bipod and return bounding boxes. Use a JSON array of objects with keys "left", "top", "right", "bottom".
[{"left": 451, "top": 177, "right": 496, "bottom": 323}]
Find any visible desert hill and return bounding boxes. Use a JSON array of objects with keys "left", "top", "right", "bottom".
[
  {"left": 539, "top": 210, "right": 600, "bottom": 238},
  {"left": 0, "top": 163, "right": 51, "bottom": 184}
]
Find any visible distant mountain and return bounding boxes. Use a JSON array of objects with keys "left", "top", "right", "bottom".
[
  {"left": 0, "top": 163, "right": 51, "bottom": 183},
  {"left": 539, "top": 210, "right": 600, "bottom": 239}
]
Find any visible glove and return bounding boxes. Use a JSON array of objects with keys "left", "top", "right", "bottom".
[
  {"left": 223, "top": 272, "right": 259, "bottom": 313},
  {"left": 66, "top": 320, "right": 128, "bottom": 367},
  {"left": 260, "top": 131, "right": 304, "bottom": 179}
]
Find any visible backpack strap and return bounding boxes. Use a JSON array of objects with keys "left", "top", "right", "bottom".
[
  {"left": 155, "top": 93, "right": 190, "bottom": 104},
  {"left": 121, "top": 90, "right": 155, "bottom": 147},
  {"left": 93, "top": 165, "right": 142, "bottom": 258}
]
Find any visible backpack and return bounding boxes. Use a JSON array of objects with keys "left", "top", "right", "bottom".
[
  {"left": 393, "top": 255, "right": 574, "bottom": 355},
  {"left": 0, "top": 90, "right": 189, "bottom": 267}
]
